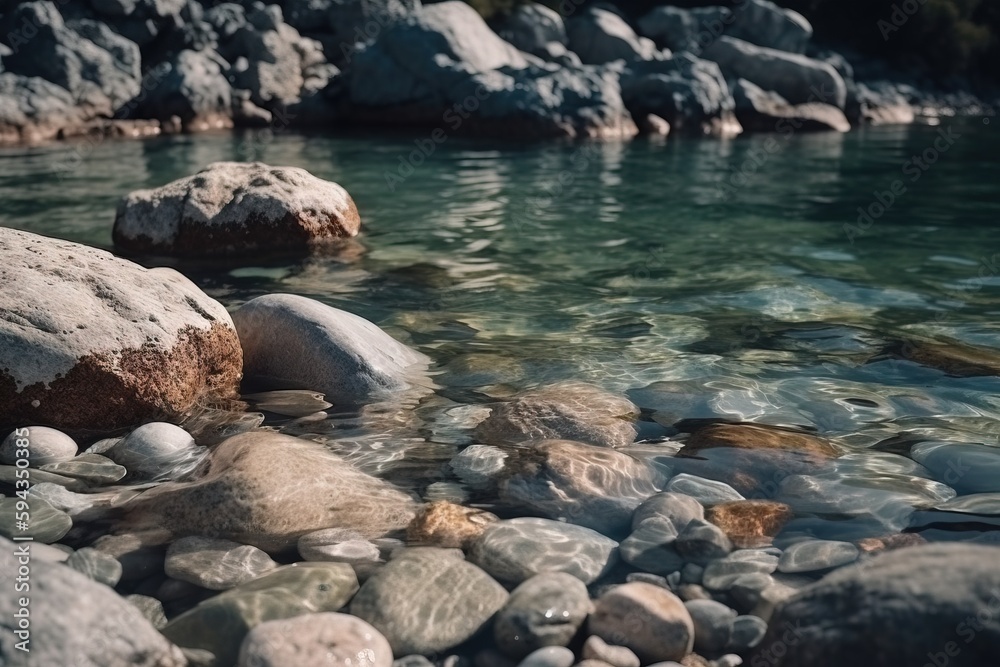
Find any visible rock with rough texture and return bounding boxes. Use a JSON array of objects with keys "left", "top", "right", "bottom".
[
  {"left": 726, "top": 0, "right": 812, "bottom": 54},
  {"left": 0, "top": 427, "right": 77, "bottom": 466},
  {"left": 351, "top": 548, "right": 509, "bottom": 655},
  {"left": 326, "top": 0, "right": 420, "bottom": 61},
  {"left": 589, "top": 582, "right": 694, "bottom": 664},
  {"left": 237, "top": 612, "right": 393, "bottom": 667},
  {"left": 137, "top": 49, "right": 233, "bottom": 126},
  {"left": 566, "top": 7, "right": 657, "bottom": 64},
  {"left": 0, "top": 71, "right": 88, "bottom": 143},
  {"left": 755, "top": 544, "right": 1000, "bottom": 667},
  {"left": 165, "top": 536, "right": 278, "bottom": 590},
  {"left": 496, "top": 3, "right": 567, "bottom": 56},
  {"left": 232, "top": 294, "right": 430, "bottom": 406},
  {"left": 475, "top": 382, "right": 638, "bottom": 449},
  {"left": 637, "top": 6, "right": 732, "bottom": 54},
  {"left": 106, "top": 422, "right": 202, "bottom": 481},
  {"left": 777, "top": 540, "right": 858, "bottom": 573},
  {"left": 702, "top": 37, "right": 847, "bottom": 109},
  {"left": 499, "top": 440, "right": 664, "bottom": 536},
  {"left": 0, "top": 536, "right": 186, "bottom": 666},
  {"left": 407, "top": 501, "right": 498, "bottom": 549},
  {"left": 114, "top": 162, "right": 360, "bottom": 258},
  {"left": 0, "top": 228, "right": 242, "bottom": 433},
  {"left": 163, "top": 562, "right": 360, "bottom": 666},
  {"left": 471, "top": 517, "right": 618, "bottom": 586},
  {"left": 65, "top": 547, "right": 124, "bottom": 587},
  {"left": 733, "top": 78, "right": 850, "bottom": 133},
  {"left": 494, "top": 572, "right": 592, "bottom": 659},
  {"left": 122, "top": 431, "right": 417, "bottom": 553},
  {"left": 706, "top": 500, "right": 793, "bottom": 549}
]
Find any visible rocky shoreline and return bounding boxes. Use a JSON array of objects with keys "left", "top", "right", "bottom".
[
  {"left": 2, "top": 161, "right": 1000, "bottom": 667},
  {"left": 0, "top": 0, "right": 996, "bottom": 147}
]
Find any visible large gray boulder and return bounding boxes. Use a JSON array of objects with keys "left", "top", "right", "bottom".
[
  {"left": 621, "top": 53, "right": 741, "bottom": 136},
  {"left": 230, "top": 21, "right": 306, "bottom": 108},
  {"left": 566, "top": 6, "right": 657, "bottom": 65},
  {"left": 846, "top": 81, "right": 915, "bottom": 126},
  {"left": 734, "top": 78, "right": 849, "bottom": 133},
  {"left": 0, "top": 73, "right": 83, "bottom": 143},
  {"left": 0, "top": 228, "right": 242, "bottom": 433},
  {"left": 637, "top": 5, "right": 732, "bottom": 54},
  {"left": 727, "top": 0, "right": 812, "bottom": 54},
  {"left": 121, "top": 431, "right": 417, "bottom": 553},
  {"left": 113, "top": 161, "right": 360, "bottom": 257},
  {"left": 0, "top": 536, "right": 186, "bottom": 667},
  {"left": 702, "top": 36, "right": 847, "bottom": 109},
  {"left": 231, "top": 293, "right": 430, "bottom": 406},
  {"left": 136, "top": 49, "right": 233, "bottom": 126},
  {"left": 495, "top": 2, "right": 567, "bottom": 56},
  {"left": 755, "top": 543, "right": 1000, "bottom": 666},
  {"left": 2, "top": 2, "right": 140, "bottom": 113},
  {"left": 346, "top": 1, "right": 637, "bottom": 139},
  {"left": 326, "top": 0, "right": 421, "bottom": 63}
]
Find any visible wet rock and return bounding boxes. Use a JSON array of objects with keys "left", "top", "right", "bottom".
[
  {"left": 582, "top": 635, "right": 640, "bottom": 667},
  {"left": 733, "top": 78, "right": 850, "bottom": 133},
  {"left": 498, "top": 440, "right": 664, "bottom": 536},
  {"left": 702, "top": 550, "right": 779, "bottom": 592},
  {"left": 122, "top": 431, "right": 417, "bottom": 553},
  {"left": 0, "top": 497, "right": 72, "bottom": 543},
  {"left": 619, "top": 517, "right": 684, "bottom": 576},
  {"left": 679, "top": 423, "right": 839, "bottom": 459},
  {"left": 755, "top": 544, "right": 1000, "bottom": 667},
  {"left": 495, "top": 3, "right": 567, "bottom": 56},
  {"left": 233, "top": 293, "right": 429, "bottom": 406},
  {"left": 589, "top": 582, "right": 694, "bottom": 664},
  {"left": 675, "top": 519, "right": 734, "bottom": 565},
  {"left": 0, "top": 426, "right": 77, "bottom": 466},
  {"left": 706, "top": 501, "right": 793, "bottom": 549},
  {"left": 566, "top": 6, "right": 657, "bottom": 65},
  {"left": 92, "top": 532, "right": 167, "bottom": 584},
  {"left": 910, "top": 442, "right": 1000, "bottom": 494},
  {"left": 65, "top": 547, "right": 123, "bottom": 587},
  {"left": 887, "top": 336, "right": 1000, "bottom": 377},
  {"left": 451, "top": 445, "right": 509, "bottom": 489},
  {"left": 237, "top": 612, "right": 394, "bottom": 667},
  {"left": 726, "top": 0, "right": 812, "bottom": 54},
  {"left": 854, "top": 533, "right": 926, "bottom": 555},
  {"left": 494, "top": 572, "right": 592, "bottom": 659},
  {"left": 518, "top": 647, "right": 575, "bottom": 667},
  {"left": 40, "top": 453, "right": 126, "bottom": 485},
  {"left": 0, "top": 536, "right": 186, "bottom": 666},
  {"left": 126, "top": 594, "right": 168, "bottom": 629},
  {"left": 475, "top": 382, "right": 638, "bottom": 449},
  {"left": 407, "top": 501, "right": 498, "bottom": 549},
  {"left": 632, "top": 492, "right": 706, "bottom": 531},
  {"left": 471, "top": 517, "right": 618, "bottom": 586},
  {"left": 114, "top": 162, "right": 360, "bottom": 258},
  {"left": 243, "top": 390, "right": 333, "bottom": 417},
  {"left": 728, "top": 615, "right": 767, "bottom": 652},
  {"left": 136, "top": 49, "right": 233, "bottom": 127},
  {"left": 666, "top": 475, "right": 744, "bottom": 506},
  {"left": 0, "top": 229, "right": 242, "bottom": 433},
  {"left": 106, "top": 422, "right": 202, "bottom": 481},
  {"left": 298, "top": 528, "right": 384, "bottom": 566},
  {"left": 162, "top": 561, "right": 359, "bottom": 666},
  {"left": 165, "top": 536, "right": 278, "bottom": 590},
  {"left": 777, "top": 540, "right": 859, "bottom": 574},
  {"left": 684, "top": 599, "right": 736, "bottom": 655},
  {"left": 351, "top": 548, "right": 509, "bottom": 655},
  {"left": 702, "top": 37, "right": 847, "bottom": 108}
]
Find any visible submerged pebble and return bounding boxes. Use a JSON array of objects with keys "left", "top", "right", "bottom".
[
  {"left": 494, "top": 572, "right": 592, "bottom": 659},
  {"left": 107, "top": 422, "right": 202, "bottom": 481},
  {"left": 165, "top": 536, "right": 278, "bottom": 590},
  {"left": 0, "top": 426, "right": 77, "bottom": 466}
]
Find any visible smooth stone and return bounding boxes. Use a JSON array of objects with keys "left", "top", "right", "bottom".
[
  {"left": 243, "top": 390, "right": 333, "bottom": 417},
  {"left": 107, "top": 422, "right": 201, "bottom": 481},
  {"left": 113, "top": 161, "right": 360, "bottom": 257},
  {"left": 631, "top": 492, "right": 705, "bottom": 532},
  {"left": 729, "top": 615, "right": 767, "bottom": 652},
  {"left": 681, "top": 423, "right": 839, "bottom": 458},
  {"left": 237, "top": 612, "right": 393, "bottom": 667},
  {"left": 450, "top": 445, "right": 508, "bottom": 489},
  {"left": 121, "top": 432, "right": 417, "bottom": 553},
  {"left": 911, "top": 442, "right": 1000, "bottom": 494},
  {"left": 162, "top": 562, "right": 360, "bottom": 667},
  {"left": 589, "top": 582, "right": 694, "bottom": 664},
  {"left": 706, "top": 501, "right": 793, "bottom": 549},
  {"left": 165, "top": 536, "right": 278, "bottom": 590},
  {"left": 684, "top": 599, "right": 737, "bottom": 655},
  {"left": 40, "top": 453, "right": 126, "bottom": 485},
  {"left": 619, "top": 517, "right": 684, "bottom": 576},
  {"left": 702, "top": 551, "right": 779, "bottom": 592},
  {"left": 232, "top": 293, "right": 430, "bottom": 406},
  {"left": 407, "top": 501, "right": 499, "bottom": 549},
  {"left": 0, "top": 537, "right": 185, "bottom": 667},
  {"left": 499, "top": 440, "right": 664, "bottom": 536},
  {"left": 28, "top": 482, "right": 95, "bottom": 516},
  {"left": 394, "top": 657, "right": 435, "bottom": 667},
  {"left": 0, "top": 228, "right": 242, "bottom": 433},
  {"left": 66, "top": 547, "right": 123, "bottom": 587},
  {"left": 0, "top": 464, "right": 85, "bottom": 490},
  {"left": 582, "top": 635, "right": 640, "bottom": 667},
  {"left": 351, "top": 548, "right": 509, "bottom": 655},
  {"left": 474, "top": 381, "right": 638, "bottom": 449},
  {"left": 298, "top": 528, "right": 383, "bottom": 565},
  {"left": 25, "top": 541, "right": 72, "bottom": 563},
  {"left": 0, "top": 497, "right": 72, "bottom": 543},
  {"left": 754, "top": 544, "right": 1000, "bottom": 667},
  {"left": 517, "top": 647, "right": 575, "bottom": 667},
  {"left": 677, "top": 584, "right": 712, "bottom": 602},
  {"left": 126, "top": 594, "right": 168, "bottom": 629},
  {"left": 0, "top": 426, "right": 77, "bottom": 465},
  {"left": 681, "top": 563, "right": 704, "bottom": 585},
  {"left": 471, "top": 517, "right": 618, "bottom": 586},
  {"left": 666, "top": 475, "right": 745, "bottom": 506},
  {"left": 91, "top": 532, "right": 167, "bottom": 584},
  {"left": 727, "top": 573, "right": 776, "bottom": 612},
  {"left": 674, "top": 520, "right": 734, "bottom": 565},
  {"left": 494, "top": 572, "right": 592, "bottom": 659},
  {"left": 777, "top": 540, "right": 859, "bottom": 574}
]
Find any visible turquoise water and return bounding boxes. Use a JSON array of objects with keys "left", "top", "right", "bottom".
[{"left": 2, "top": 120, "right": 1000, "bottom": 540}]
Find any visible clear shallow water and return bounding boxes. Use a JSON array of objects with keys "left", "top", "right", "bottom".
[{"left": 3, "top": 120, "right": 1000, "bottom": 541}]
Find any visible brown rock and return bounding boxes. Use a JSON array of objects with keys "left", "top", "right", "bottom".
[
  {"left": 680, "top": 423, "right": 839, "bottom": 458},
  {"left": 706, "top": 500, "right": 793, "bottom": 548},
  {"left": 855, "top": 533, "right": 927, "bottom": 555},
  {"left": 407, "top": 501, "right": 499, "bottom": 549},
  {"left": 589, "top": 582, "right": 694, "bottom": 664},
  {"left": 890, "top": 337, "right": 1000, "bottom": 377}
]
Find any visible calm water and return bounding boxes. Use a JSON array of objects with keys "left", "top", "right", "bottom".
[{"left": 2, "top": 120, "right": 1000, "bottom": 541}]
